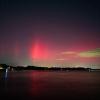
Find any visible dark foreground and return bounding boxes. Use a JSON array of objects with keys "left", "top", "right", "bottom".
[{"left": 0, "top": 71, "right": 100, "bottom": 100}]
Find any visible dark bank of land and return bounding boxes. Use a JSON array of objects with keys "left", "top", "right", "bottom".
[{"left": 0, "top": 64, "right": 100, "bottom": 72}]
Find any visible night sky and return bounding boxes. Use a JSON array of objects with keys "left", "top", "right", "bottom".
[{"left": 0, "top": 0, "right": 100, "bottom": 68}]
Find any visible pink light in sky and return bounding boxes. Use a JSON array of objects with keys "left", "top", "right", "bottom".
[
  {"left": 13, "top": 41, "right": 20, "bottom": 57},
  {"left": 28, "top": 37, "right": 100, "bottom": 67},
  {"left": 30, "top": 40, "right": 49, "bottom": 60}
]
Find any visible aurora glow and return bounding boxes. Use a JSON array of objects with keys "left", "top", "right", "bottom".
[
  {"left": 78, "top": 48, "right": 100, "bottom": 57},
  {"left": 0, "top": 0, "right": 100, "bottom": 68}
]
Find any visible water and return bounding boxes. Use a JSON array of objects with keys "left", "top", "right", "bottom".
[{"left": 0, "top": 71, "right": 100, "bottom": 100}]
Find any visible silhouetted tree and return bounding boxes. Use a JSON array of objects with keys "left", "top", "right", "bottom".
[{"left": 0, "top": 64, "right": 9, "bottom": 69}]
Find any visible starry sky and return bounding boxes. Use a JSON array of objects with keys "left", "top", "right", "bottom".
[{"left": 0, "top": 0, "right": 100, "bottom": 68}]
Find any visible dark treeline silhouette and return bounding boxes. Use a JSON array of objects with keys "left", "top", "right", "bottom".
[
  {"left": 26, "top": 66, "right": 48, "bottom": 70},
  {"left": 0, "top": 63, "right": 97, "bottom": 72},
  {"left": 0, "top": 64, "right": 48, "bottom": 71},
  {"left": 0, "top": 64, "right": 9, "bottom": 69},
  {"left": 49, "top": 67, "right": 91, "bottom": 71}
]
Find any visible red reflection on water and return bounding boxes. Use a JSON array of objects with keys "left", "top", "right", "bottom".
[{"left": 29, "top": 71, "right": 45, "bottom": 96}]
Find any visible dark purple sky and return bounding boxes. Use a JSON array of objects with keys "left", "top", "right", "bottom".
[{"left": 0, "top": 0, "right": 100, "bottom": 68}]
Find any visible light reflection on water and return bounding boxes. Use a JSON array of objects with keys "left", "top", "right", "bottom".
[{"left": 0, "top": 71, "right": 100, "bottom": 100}]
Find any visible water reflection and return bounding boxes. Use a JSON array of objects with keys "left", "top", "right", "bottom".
[
  {"left": 0, "top": 69, "right": 8, "bottom": 96},
  {"left": 0, "top": 71, "right": 100, "bottom": 100},
  {"left": 29, "top": 71, "right": 45, "bottom": 96},
  {"left": 28, "top": 71, "right": 100, "bottom": 99},
  {"left": 4, "top": 69, "right": 8, "bottom": 93},
  {"left": 5, "top": 68, "right": 8, "bottom": 79}
]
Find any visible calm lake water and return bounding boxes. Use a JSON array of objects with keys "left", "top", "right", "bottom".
[{"left": 0, "top": 71, "right": 100, "bottom": 100}]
